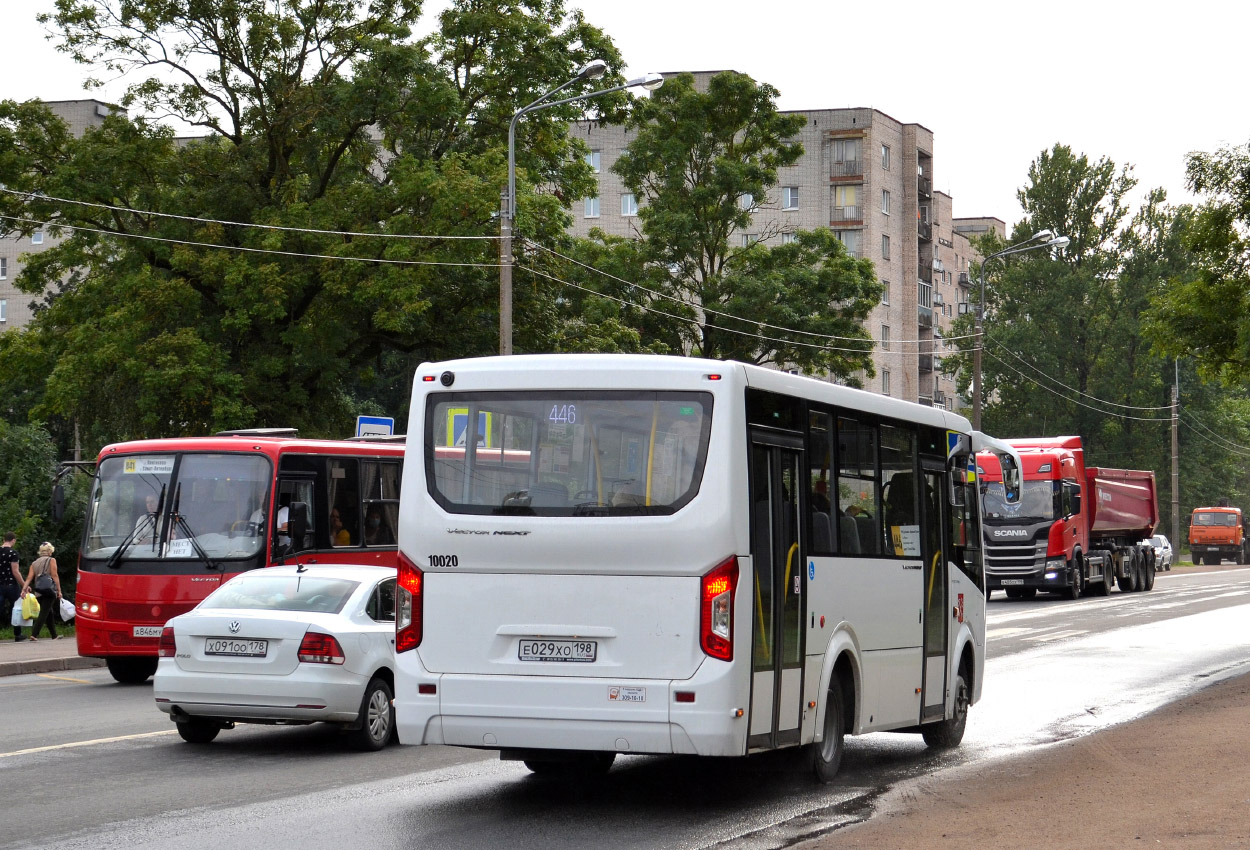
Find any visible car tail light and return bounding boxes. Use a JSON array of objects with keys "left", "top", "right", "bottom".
[
  {"left": 700, "top": 555, "right": 739, "bottom": 661},
  {"left": 396, "top": 550, "right": 424, "bottom": 653},
  {"left": 298, "top": 629, "right": 345, "bottom": 665},
  {"left": 158, "top": 626, "right": 176, "bottom": 658}
]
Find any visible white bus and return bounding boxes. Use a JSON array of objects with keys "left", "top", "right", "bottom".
[{"left": 394, "top": 354, "right": 1021, "bottom": 779}]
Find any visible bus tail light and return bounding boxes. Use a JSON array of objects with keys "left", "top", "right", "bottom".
[
  {"left": 396, "top": 551, "right": 424, "bottom": 653},
  {"left": 298, "top": 629, "right": 345, "bottom": 664},
  {"left": 158, "top": 626, "right": 176, "bottom": 657},
  {"left": 700, "top": 556, "right": 739, "bottom": 661}
]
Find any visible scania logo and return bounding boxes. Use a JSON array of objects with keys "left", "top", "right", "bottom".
[
  {"left": 228, "top": 621, "right": 241, "bottom": 634},
  {"left": 992, "top": 529, "right": 1029, "bottom": 538}
]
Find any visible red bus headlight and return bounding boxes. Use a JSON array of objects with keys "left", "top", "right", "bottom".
[{"left": 700, "top": 556, "right": 739, "bottom": 661}]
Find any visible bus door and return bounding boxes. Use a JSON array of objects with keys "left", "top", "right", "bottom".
[
  {"left": 748, "top": 431, "right": 806, "bottom": 749},
  {"left": 920, "top": 463, "right": 949, "bottom": 722}
]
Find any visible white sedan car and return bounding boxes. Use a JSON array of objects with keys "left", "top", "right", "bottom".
[
  {"left": 154, "top": 564, "right": 397, "bottom": 750},
  {"left": 1150, "top": 535, "right": 1173, "bottom": 571}
]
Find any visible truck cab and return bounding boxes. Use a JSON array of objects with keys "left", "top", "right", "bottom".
[
  {"left": 978, "top": 442, "right": 1085, "bottom": 598},
  {"left": 1188, "top": 506, "right": 1247, "bottom": 565}
]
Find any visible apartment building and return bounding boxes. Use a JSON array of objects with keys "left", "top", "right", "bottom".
[
  {"left": 567, "top": 72, "right": 1004, "bottom": 410},
  {"left": 0, "top": 99, "right": 120, "bottom": 331}
]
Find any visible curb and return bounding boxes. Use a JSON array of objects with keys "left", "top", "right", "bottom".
[{"left": 0, "top": 655, "right": 107, "bottom": 678}]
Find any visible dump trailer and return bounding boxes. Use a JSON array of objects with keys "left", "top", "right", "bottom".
[{"left": 979, "top": 437, "right": 1158, "bottom": 599}]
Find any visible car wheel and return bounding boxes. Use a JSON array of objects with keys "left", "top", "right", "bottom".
[
  {"left": 810, "top": 683, "right": 846, "bottom": 783},
  {"left": 922, "top": 669, "right": 970, "bottom": 749},
  {"left": 350, "top": 677, "right": 395, "bottom": 752},
  {"left": 176, "top": 718, "right": 220, "bottom": 744},
  {"left": 107, "top": 657, "right": 158, "bottom": 684}
]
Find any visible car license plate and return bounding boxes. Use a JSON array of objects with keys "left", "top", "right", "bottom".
[
  {"left": 1000, "top": 579, "right": 1025, "bottom": 586},
  {"left": 133, "top": 626, "right": 163, "bottom": 638},
  {"left": 205, "top": 637, "right": 268, "bottom": 657},
  {"left": 518, "top": 639, "right": 597, "bottom": 662}
]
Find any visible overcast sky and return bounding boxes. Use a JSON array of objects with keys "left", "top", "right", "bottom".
[{"left": 5, "top": 0, "right": 1248, "bottom": 229}]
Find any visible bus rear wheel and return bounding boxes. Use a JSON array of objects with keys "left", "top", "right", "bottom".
[
  {"left": 107, "top": 657, "right": 158, "bottom": 684},
  {"left": 810, "top": 684, "right": 845, "bottom": 784}
]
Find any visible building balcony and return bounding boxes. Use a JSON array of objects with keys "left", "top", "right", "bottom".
[
  {"left": 831, "top": 205, "right": 862, "bottom": 222},
  {"left": 918, "top": 175, "right": 932, "bottom": 198},
  {"left": 918, "top": 303, "right": 934, "bottom": 328},
  {"left": 917, "top": 219, "right": 932, "bottom": 241},
  {"left": 919, "top": 354, "right": 934, "bottom": 374},
  {"left": 917, "top": 263, "right": 932, "bottom": 284},
  {"left": 830, "top": 160, "right": 862, "bottom": 179},
  {"left": 933, "top": 389, "right": 946, "bottom": 407},
  {"left": 958, "top": 271, "right": 971, "bottom": 287}
]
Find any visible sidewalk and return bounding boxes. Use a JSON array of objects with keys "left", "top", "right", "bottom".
[{"left": 0, "top": 633, "right": 106, "bottom": 677}]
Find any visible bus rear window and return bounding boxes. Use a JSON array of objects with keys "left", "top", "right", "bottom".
[{"left": 425, "top": 391, "right": 713, "bottom": 516}]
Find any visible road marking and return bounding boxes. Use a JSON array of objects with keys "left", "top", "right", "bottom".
[
  {"left": 36, "top": 673, "right": 95, "bottom": 684},
  {"left": 0, "top": 729, "right": 176, "bottom": 759},
  {"left": 986, "top": 627, "right": 1030, "bottom": 639},
  {"left": 1023, "top": 629, "right": 1087, "bottom": 642}
]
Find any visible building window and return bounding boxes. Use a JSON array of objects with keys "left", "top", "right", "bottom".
[
  {"left": 586, "top": 151, "right": 601, "bottom": 173},
  {"left": 621, "top": 193, "right": 638, "bottom": 216},
  {"left": 0, "top": 257, "right": 6, "bottom": 280},
  {"left": 781, "top": 232, "right": 797, "bottom": 245},
  {"left": 584, "top": 197, "right": 600, "bottom": 218},
  {"left": 0, "top": 299, "right": 6, "bottom": 323},
  {"left": 31, "top": 231, "right": 44, "bottom": 245},
  {"left": 881, "top": 234, "right": 890, "bottom": 259},
  {"left": 832, "top": 185, "right": 859, "bottom": 220},
  {"left": 738, "top": 193, "right": 754, "bottom": 210},
  {"left": 882, "top": 370, "right": 891, "bottom": 396},
  {"left": 741, "top": 233, "right": 757, "bottom": 247},
  {"left": 881, "top": 325, "right": 890, "bottom": 350},
  {"left": 881, "top": 279, "right": 890, "bottom": 305},
  {"left": 833, "top": 229, "right": 862, "bottom": 256},
  {"left": 881, "top": 145, "right": 891, "bottom": 171},
  {"left": 831, "top": 138, "right": 862, "bottom": 176},
  {"left": 782, "top": 186, "right": 799, "bottom": 210},
  {"left": 881, "top": 189, "right": 891, "bottom": 216}
]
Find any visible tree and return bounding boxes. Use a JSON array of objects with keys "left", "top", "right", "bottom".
[
  {"left": 0, "top": 0, "right": 627, "bottom": 448},
  {"left": 1145, "top": 139, "right": 1250, "bottom": 384},
  {"left": 560, "top": 72, "right": 880, "bottom": 377}
]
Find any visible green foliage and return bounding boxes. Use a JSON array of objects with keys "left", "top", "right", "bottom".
[
  {"left": 568, "top": 72, "right": 880, "bottom": 376},
  {"left": 1, "top": 0, "right": 631, "bottom": 451},
  {"left": 1145, "top": 139, "right": 1250, "bottom": 384},
  {"left": 941, "top": 143, "right": 1250, "bottom": 528}
]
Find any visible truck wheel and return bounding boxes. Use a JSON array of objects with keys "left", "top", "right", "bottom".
[
  {"left": 1094, "top": 571, "right": 1112, "bottom": 596},
  {"left": 1062, "top": 560, "right": 1082, "bottom": 600},
  {"left": 1143, "top": 557, "right": 1156, "bottom": 591},
  {"left": 1005, "top": 588, "right": 1022, "bottom": 599},
  {"left": 1021, "top": 588, "right": 1038, "bottom": 600},
  {"left": 1118, "top": 554, "right": 1138, "bottom": 592}
]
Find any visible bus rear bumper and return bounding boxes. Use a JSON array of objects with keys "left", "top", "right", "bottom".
[{"left": 395, "top": 657, "right": 748, "bottom": 758}]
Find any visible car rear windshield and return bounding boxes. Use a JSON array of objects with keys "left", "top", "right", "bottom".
[
  {"left": 425, "top": 390, "right": 713, "bottom": 516},
  {"left": 199, "top": 575, "right": 361, "bottom": 614}
]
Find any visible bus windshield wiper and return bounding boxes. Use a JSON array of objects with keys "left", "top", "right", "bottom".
[
  {"left": 168, "top": 483, "right": 221, "bottom": 572},
  {"left": 103, "top": 483, "right": 165, "bottom": 570}
]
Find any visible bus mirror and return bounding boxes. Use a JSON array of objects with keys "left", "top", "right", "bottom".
[
  {"left": 289, "top": 502, "right": 309, "bottom": 552},
  {"left": 51, "top": 484, "right": 65, "bottom": 523},
  {"left": 999, "top": 454, "right": 1021, "bottom": 504}
]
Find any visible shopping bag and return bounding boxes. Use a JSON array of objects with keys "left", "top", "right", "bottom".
[
  {"left": 21, "top": 593, "right": 40, "bottom": 621},
  {"left": 10, "top": 604, "right": 32, "bottom": 628},
  {"left": 59, "top": 597, "right": 76, "bottom": 620}
]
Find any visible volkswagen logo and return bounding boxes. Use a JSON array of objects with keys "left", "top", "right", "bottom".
[{"left": 228, "top": 620, "right": 241, "bottom": 634}]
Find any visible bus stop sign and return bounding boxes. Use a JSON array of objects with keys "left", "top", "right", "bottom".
[{"left": 356, "top": 415, "right": 394, "bottom": 438}]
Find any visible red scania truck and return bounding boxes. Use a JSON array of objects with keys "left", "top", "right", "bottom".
[{"left": 977, "top": 436, "right": 1158, "bottom": 599}]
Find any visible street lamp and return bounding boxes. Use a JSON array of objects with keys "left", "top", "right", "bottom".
[
  {"left": 499, "top": 64, "right": 664, "bottom": 355},
  {"left": 971, "top": 229, "right": 1070, "bottom": 429}
]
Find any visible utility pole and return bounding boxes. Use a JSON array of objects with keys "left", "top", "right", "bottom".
[{"left": 1172, "top": 360, "right": 1180, "bottom": 552}]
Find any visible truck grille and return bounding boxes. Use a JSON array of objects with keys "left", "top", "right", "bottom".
[{"left": 985, "top": 541, "right": 1044, "bottom": 576}]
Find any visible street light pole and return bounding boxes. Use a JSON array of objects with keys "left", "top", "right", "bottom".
[
  {"left": 499, "top": 64, "right": 664, "bottom": 355},
  {"left": 971, "top": 230, "right": 1070, "bottom": 430}
]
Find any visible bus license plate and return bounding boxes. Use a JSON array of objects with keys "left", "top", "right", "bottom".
[
  {"left": 1000, "top": 579, "right": 1025, "bottom": 586},
  {"left": 205, "top": 638, "right": 268, "bottom": 657},
  {"left": 133, "top": 626, "right": 163, "bottom": 638},
  {"left": 518, "top": 639, "right": 597, "bottom": 663}
]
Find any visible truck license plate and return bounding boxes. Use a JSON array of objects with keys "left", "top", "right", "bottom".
[{"left": 1000, "top": 579, "right": 1025, "bottom": 586}]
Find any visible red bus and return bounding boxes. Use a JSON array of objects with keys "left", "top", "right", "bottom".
[{"left": 75, "top": 430, "right": 405, "bottom": 683}]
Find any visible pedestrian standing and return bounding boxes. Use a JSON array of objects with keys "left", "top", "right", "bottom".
[
  {"left": 20, "top": 541, "right": 63, "bottom": 641},
  {"left": 0, "top": 533, "right": 24, "bottom": 642}
]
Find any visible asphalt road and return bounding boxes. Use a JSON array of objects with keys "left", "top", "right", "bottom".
[{"left": 3, "top": 567, "right": 1247, "bottom": 850}]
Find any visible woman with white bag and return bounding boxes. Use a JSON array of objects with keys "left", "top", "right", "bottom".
[{"left": 20, "top": 542, "right": 63, "bottom": 641}]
